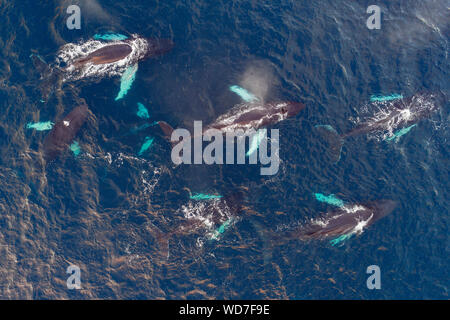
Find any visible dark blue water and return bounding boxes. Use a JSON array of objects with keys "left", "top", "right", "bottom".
[{"left": 0, "top": 0, "right": 448, "bottom": 299}]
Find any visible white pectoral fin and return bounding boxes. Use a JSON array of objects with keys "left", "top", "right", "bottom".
[
  {"left": 229, "top": 85, "right": 259, "bottom": 103},
  {"left": 246, "top": 130, "right": 266, "bottom": 156},
  {"left": 115, "top": 64, "right": 139, "bottom": 101}
]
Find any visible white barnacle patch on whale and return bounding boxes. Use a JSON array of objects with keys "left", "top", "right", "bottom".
[{"left": 63, "top": 120, "right": 70, "bottom": 127}]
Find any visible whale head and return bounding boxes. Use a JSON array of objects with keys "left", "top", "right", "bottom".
[
  {"left": 274, "top": 101, "right": 305, "bottom": 118},
  {"left": 367, "top": 199, "right": 397, "bottom": 221},
  {"left": 146, "top": 38, "right": 174, "bottom": 57},
  {"left": 399, "top": 92, "right": 445, "bottom": 121}
]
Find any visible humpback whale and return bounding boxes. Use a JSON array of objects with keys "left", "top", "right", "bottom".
[
  {"left": 256, "top": 199, "right": 397, "bottom": 256},
  {"left": 43, "top": 105, "right": 89, "bottom": 161},
  {"left": 33, "top": 35, "right": 173, "bottom": 99},
  {"left": 317, "top": 92, "right": 445, "bottom": 162},
  {"left": 152, "top": 191, "right": 245, "bottom": 259},
  {"left": 291, "top": 199, "right": 397, "bottom": 241},
  {"left": 343, "top": 93, "right": 442, "bottom": 138},
  {"left": 158, "top": 100, "right": 304, "bottom": 173},
  {"left": 158, "top": 101, "right": 305, "bottom": 139},
  {"left": 207, "top": 101, "right": 304, "bottom": 132},
  {"left": 71, "top": 38, "right": 173, "bottom": 69}
]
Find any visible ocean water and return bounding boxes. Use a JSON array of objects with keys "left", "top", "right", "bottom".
[{"left": 0, "top": 0, "right": 448, "bottom": 299}]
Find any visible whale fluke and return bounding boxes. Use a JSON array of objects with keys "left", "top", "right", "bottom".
[
  {"left": 30, "top": 54, "right": 62, "bottom": 101},
  {"left": 315, "top": 125, "right": 344, "bottom": 163},
  {"left": 157, "top": 121, "right": 175, "bottom": 143}
]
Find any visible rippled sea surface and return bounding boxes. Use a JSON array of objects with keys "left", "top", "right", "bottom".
[{"left": 0, "top": 0, "right": 448, "bottom": 299}]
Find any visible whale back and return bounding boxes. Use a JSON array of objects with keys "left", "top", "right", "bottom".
[
  {"left": 297, "top": 208, "right": 373, "bottom": 239},
  {"left": 74, "top": 44, "right": 132, "bottom": 66},
  {"left": 208, "top": 101, "right": 304, "bottom": 132},
  {"left": 43, "top": 105, "right": 89, "bottom": 161},
  {"left": 293, "top": 200, "right": 396, "bottom": 240}
]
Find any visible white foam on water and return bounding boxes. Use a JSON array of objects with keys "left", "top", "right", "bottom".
[
  {"left": 308, "top": 204, "right": 367, "bottom": 228},
  {"left": 181, "top": 201, "right": 218, "bottom": 229},
  {"left": 353, "top": 94, "right": 439, "bottom": 141},
  {"left": 179, "top": 198, "right": 235, "bottom": 243},
  {"left": 351, "top": 213, "right": 373, "bottom": 235},
  {"left": 341, "top": 204, "right": 367, "bottom": 214},
  {"left": 310, "top": 218, "right": 329, "bottom": 227},
  {"left": 140, "top": 167, "right": 162, "bottom": 197}
]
